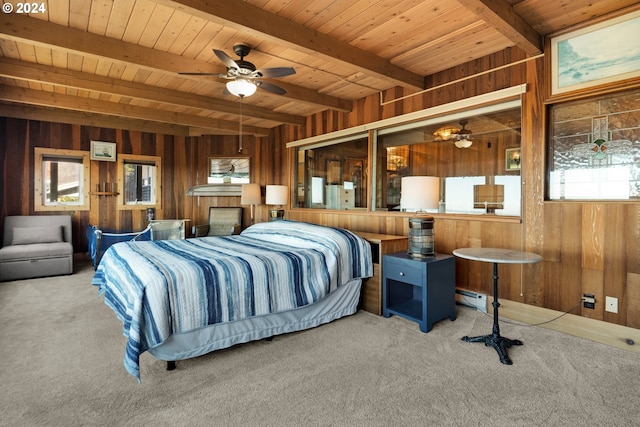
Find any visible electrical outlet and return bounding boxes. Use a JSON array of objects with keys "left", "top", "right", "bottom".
[
  {"left": 583, "top": 293, "right": 595, "bottom": 309},
  {"left": 605, "top": 296, "right": 618, "bottom": 313}
]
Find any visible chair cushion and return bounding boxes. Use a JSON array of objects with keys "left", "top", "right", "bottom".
[{"left": 0, "top": 242, "right": 73, "bottom": 261}]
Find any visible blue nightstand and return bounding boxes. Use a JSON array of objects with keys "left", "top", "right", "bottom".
[{"left": 382, "top": 252, "right": 456, "bottom": 332}]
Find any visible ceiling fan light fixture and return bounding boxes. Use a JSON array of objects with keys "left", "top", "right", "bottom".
[
  {"left": 455, "top": 138, "right": 473, "bottom": 149},
  {"left": 434, "top": 125, "right": 460, "bottom": 141},
  {"left": 226, "top": 79, "right": 257, "bottom": 98}
]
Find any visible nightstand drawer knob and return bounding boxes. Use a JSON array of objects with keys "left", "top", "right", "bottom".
[{"left": 399, "top": 272, "right": 405, "bottom": 276}]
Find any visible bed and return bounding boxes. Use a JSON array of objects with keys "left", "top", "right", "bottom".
[{"left": 92, "top": 220, "right": 372, "bottom": 381}]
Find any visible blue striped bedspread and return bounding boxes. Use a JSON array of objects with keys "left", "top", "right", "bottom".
[{"left": 92, "top": 220, "right": 372, "bottom": 380}]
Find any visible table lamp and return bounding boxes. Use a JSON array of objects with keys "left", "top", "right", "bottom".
[
  {"left": 241, "top": 183, "right": 261, "bottom": 225},
  {"left": 400, "top": 176, "right": 440, "bottom": 257},
  {"left": 265, "top": 185, "right": 288, "bottom": 221}
]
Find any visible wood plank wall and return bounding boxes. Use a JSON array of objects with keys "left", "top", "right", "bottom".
[
  {"left": 0, "top": 121, "right": 282, "bottom": 252},
  {"left": 276, "top": 47, "right": 640, "bottom": 329},
  {"left": 0, "top": 47, "right": 638, "bottom": 330}
]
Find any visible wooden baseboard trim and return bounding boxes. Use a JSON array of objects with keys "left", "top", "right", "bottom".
[{"left": 491, "top": 299, "right": 640, "bottom": 353}]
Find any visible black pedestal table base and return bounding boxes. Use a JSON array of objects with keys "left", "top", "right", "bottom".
[
  {"left": 461, "top": 333, "right": 522, "bottom": 365},
  {"left": 460, "top": 261, "right": 522, "bottom": 365}
]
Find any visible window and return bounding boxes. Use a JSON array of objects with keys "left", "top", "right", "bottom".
[
  {"left": 547, "top": 88, "right": 640, "bottom": 201},
  {"left": 34, "top": 147, "right": 90, "bottom": 211},
  {"left": 117, "top": 154, "right": 161, "bottom": 210}
]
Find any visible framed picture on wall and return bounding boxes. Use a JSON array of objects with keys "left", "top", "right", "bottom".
[
  {"left": 505, "top": 148, "right": 521, "bottom": 171},
  {"left": 550, "top": 10, "right": 640, "bottom": 95},
  {"left": 207, "top": 157, "right": 250, "bottom": 183},
  {"left": 90, "top": 141, "right": 116, "bottom": 162}
]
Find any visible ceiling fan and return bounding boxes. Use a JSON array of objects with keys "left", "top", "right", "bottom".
[
  {"left": 179, "top": 44, "right": 295, "bottom": 98},
  {"left": 433, "top": 119, "right": 473, "bottom": 148},
  {"left": 454, "top": 119, "right": 473, "bottom": 148}
]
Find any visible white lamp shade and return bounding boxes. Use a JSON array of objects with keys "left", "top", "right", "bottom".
[
  {"left": 400, "top": 176, "right": 440, "bottom": 211},
  {"left": 265, "top": 185, "right": 288, "bottom": 205},
  {"left": 240, "top": 183, "right": 261, "bottom": 205},
  {"left": 226, "top": 79, "right": 257, "bottom": 98},
  {"left": 455, "top": 138, "right": 473, "bottom": 149}
]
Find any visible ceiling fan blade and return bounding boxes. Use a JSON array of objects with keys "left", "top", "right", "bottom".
[
  {"left": 179, "top": 72, "right": 228, "bottom": 78},
  {"left": 213, "top": 49, "right": 239, "bottom": 69},
  {"left": 258, "top": 81, "right": 287, "bottom": 95},
  {"left": 256, "top": 67, "right": 296, "bottom": 78}
]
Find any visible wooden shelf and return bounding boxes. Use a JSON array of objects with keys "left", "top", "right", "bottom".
[{"left": 89, "top": 192, "right": 119, "bottom": 196}]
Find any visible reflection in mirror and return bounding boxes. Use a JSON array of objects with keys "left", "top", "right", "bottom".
[
  {"left": 294, "top": 136, "right": 368, "bottom": 210},
  {"left": 374, "top": 106, "right": 522, "bottom": 216}
]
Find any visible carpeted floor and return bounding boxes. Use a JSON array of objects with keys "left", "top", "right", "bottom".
[{"left": 1, "top": 258, "right": 639, "bottom": 426}]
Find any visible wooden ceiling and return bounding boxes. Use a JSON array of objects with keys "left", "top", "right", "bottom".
[{"left": 0, "top": 0, "right": 637, "bottom": 137}]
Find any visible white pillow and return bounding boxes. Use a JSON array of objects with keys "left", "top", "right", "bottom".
[{"left": 11, "top": 226, "right": 63, "bottom": 245}]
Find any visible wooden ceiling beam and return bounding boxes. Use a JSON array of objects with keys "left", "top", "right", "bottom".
[
  {"left": 154, "top": 0, "right": 425, "bottom": 90},
  {"left": 0, "top": 86, "right": 271, "bottom": 136},
  {"left": 0, "top": 102, "right": 193, "bottom": 136},
  {"left": 457, "top": 0, "right": 542, "bottom": 55},
  {"left": 0, "top": 57, "right": 305, "bottom": 126},
  {"left": 0, "top": 14, "right": 350, "bottom": 113}
]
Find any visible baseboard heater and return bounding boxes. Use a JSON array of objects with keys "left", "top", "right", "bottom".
[{"left": 455, "top": 288, "right": 488, "bottom": 313}]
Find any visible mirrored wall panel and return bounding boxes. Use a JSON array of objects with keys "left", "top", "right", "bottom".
[
  {"left": 294, "top": 136, "right": 368, "bottom": 210},
  {"left": 292, "top": 98, "right": 523, "bottom": 217},
  {"left": 373, "top": 106, "right": 522, "bottom": 216}
]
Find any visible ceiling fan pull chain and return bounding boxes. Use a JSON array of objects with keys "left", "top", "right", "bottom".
[{"left": 238, "top": 98, "right": 243, "bottom": 153}]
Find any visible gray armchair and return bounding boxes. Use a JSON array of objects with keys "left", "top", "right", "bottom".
[{"left": 193, "top": 207, "right": 242, "bottom": 237}]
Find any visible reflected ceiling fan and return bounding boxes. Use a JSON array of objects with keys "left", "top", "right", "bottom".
[
  {"left": 179, "top": 44, "right": 295, "bottom": 98},
  {"left": 453, "top": 119, "right": 473, "bottom": 148},
  {"left": 434, "top": 119, "right": 473, "bottom": 148}
]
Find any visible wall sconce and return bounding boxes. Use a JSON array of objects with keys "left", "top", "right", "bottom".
[
  {"left": 240, "top": 183, "right": 261, "bottom": 225},
  {"left": 265, "top": 185, "right": 288, "bottom": 221},
  {"left": 400, "top": 176, "right": 440, "bottom": 257}
]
